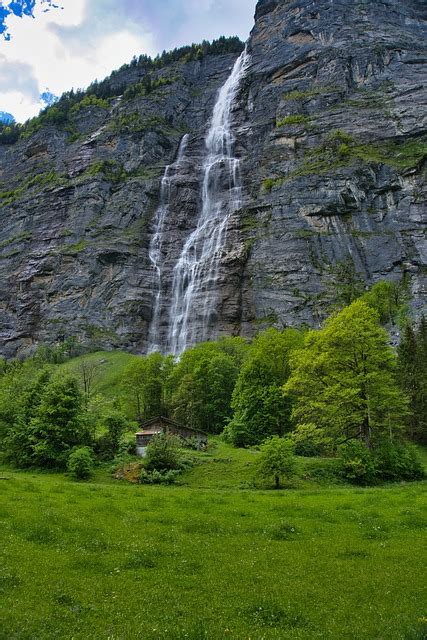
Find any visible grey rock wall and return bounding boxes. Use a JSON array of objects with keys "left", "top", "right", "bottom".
[{"left": 0, "top": 0, "right": 426, "bottom": 357}]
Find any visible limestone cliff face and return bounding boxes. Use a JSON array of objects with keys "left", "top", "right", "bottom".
[{"left": 0, "top": 0, "right": 426, "bottom": 357}]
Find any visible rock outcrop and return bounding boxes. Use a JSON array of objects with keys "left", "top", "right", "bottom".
[{"left": 0, "top": 0, "right": 426, "bottom": 357}]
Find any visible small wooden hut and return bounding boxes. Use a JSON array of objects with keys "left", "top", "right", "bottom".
[{"left": 135, "top": 416, "right": 208, "bottom": 456}]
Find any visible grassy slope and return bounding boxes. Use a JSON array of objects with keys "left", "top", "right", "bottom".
[
  {"left": 58, "top": 350, "right": 138, "bottom": 404},
  {"left": 180, "top": 440, "right": 342, "bottom": 490},
  {"left": 0, "top": 459, "right": 426, "bottom": 640}
]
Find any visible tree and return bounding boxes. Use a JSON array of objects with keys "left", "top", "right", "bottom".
[
  {"left": 225, "top": 329, "right": 303, "bottom": 446},
  {"left": 255, "top": 437, "right": 297, "bottom": 488},
  {"left": 74, "top": 358, "right": 100, "bottom": 400},
  {"left": 99, "top": 410, "right": 131, "bottom": 457},
  {"left": 6, "top": 375, "right": 91, "bottom": 469},
  {"left": 168, "top": 339, "right": 247, "bottom": 433},
  {"left": 327, "top": 257, "right": 365, "bottom": 308},
  {"left": 285, "top": 300, "right": 408, "bottom": 449},
  {"left": 361, "top": 280, "right": 409, "bottom": 325},
  {"left": 122, "top": 353, "right": 174, "bottom": 421},
  {"left": 397, "top": 317, "right": 427, "bottom": 442},
  {"left": 170, "top": 348, "right": 238, "bottom": 433}
]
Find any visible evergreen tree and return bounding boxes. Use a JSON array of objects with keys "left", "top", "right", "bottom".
[{"left": 398, "top": 316, "right": 427, "bottom": 442}]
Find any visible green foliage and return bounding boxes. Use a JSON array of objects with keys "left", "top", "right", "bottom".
[
  {"left": 121, "top": 352, "right": 173, "bottom": 421},
  {"left": 96, "top": 411, "right": 131, "bottom": 459},
  {"left": 285, "top": 300, "right": 408, "bottom": 448},
  {"left": 339, "top": 441, "right": 424, "bottom": 485},
  {"left": 123, "top": 75, "right": 178, "bottom": 101},
  {"left": 143, "top": 433, "right": 184, "bottom": 473},
  {"left": 339, "top": 441, "right": 378, "bottom": 485},
  {"left": 361, "top": 280, "right": 409, "bottom": 325},
  {"left": 0, "top": 121, "right": 20, "bottom": 144},
  {"left": 139, "top": 468, "right": 181, "bottom": 485},
  {"left": 225, "top": 329, "right": 303, "bottom": 446},
  {"left": 4, "top": 375, "right": 91, "bottom": 469},
  {"left": 0, "top": 170, "right": 66, "bottom": 205},
  {"left": 69, "top": 95, "right": 110, "bottom": 114},
  {"left": 374, "top": 442, "right": 424, "bottom": 481},
  {"left": 169, "top": 340, "right": 245, "bottom": 433},
  {"left": 262, "top": 176, "right": 284, "bottom": 193},
  {"left": 289, "top": 423, "right": 333, "bottom": 457},
  {"left": 283, "top": 86, "right": 336, "bottom": 101},
  {"left": 286, "top": 133, "right": 427, "bottom": 181},
  {"left": 327, "top": 257, "right": 365, "bottom": 308},
  {"left": 67, "top": 446, "right": 95, "bottom": 480},
  {"left": 276, "top": 114, "right": 311, "bottom": 127},
  {"left": 255, "top": 436, "right": 297, "bottom": 488},
  {"left": 85, "top": 159, "right": 128, "bottom": 183},
  {"left": 1, "top": 36, "right": 243, "bottom": 146},
  {"left": 397, "top": 317, "right": 427, "bottom": 442}
]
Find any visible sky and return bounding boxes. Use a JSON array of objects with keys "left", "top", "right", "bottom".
[{"left": 0, "top": 0, "right": 256, "bottom": 123}]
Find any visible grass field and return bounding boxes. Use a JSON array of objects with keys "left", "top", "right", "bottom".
[{"left": 1, "top": 449, "right": 426, "bottom": 640}]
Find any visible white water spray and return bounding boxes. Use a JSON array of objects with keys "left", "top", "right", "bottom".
[
  {"left": 147, "top": 134, "right": 189, "bottom": 352},
  {"left": 168, "top": 49, "right": 250, "bottom": 354}
]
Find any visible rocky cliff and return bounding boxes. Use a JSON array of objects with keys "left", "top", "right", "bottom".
[{"left": 0, "top": 0, "right": 426, "bottom": 357}]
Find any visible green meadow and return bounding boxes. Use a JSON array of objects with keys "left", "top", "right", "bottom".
[{"left": 1, "top": 446, "right": 426, "bottom": 640}]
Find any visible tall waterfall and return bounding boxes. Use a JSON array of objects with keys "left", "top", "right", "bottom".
[
  {"left": 147, "top": 134, "right": 189, "bottom": 353},
  {"left": 168, "top": 48, "right": 250, "bottom": 355}
]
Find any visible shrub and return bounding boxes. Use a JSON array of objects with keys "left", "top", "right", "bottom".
[
  {"left": 289, "top": 423, "right": 333, "bottom": 457},
  {"left": 276, "top": 115, "right": 311, "bottom": 127},
  {"left": 144, "top": 433, "right": 183, "bottom": 472},
  {"left": 374, "top": 443, "right": 424, "bottom": 481},
  {"left": 339, "top": 441, "right": 377, "bottom": 485},
  {"left": 96, "top": 411, "right": 131, "bottom": 459},
  {"left": 118, "top": 433, "right": 137, "bottom": 456},
  {"left": 67, "top": 447, "right": 95, "bottom": 480},
  {"left": 139, "top": 468, "right": 181, "bottom": 485},
  {"left": 256, "top": 436, "right": 297, "bottom": 488}
]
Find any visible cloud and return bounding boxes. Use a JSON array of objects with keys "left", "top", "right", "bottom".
[
  {"left": 0, "top": 54, "right": 39, "bottom": 100},
  {"left": 0, "top": 0, "right": 256, "bottom": 122}
]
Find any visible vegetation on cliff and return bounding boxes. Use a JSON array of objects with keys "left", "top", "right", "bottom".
[{"left": 0, "top": 36, "right": 244, "bottom": 145}]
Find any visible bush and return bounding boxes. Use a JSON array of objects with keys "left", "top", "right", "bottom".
[
  {"left": 290, "top": 423, "right": 333, "bottom": 457},
  {"left": 144, "top": 433, "right": 183, "bottom": 472},
  {"left": 139, "top": 469, "right": 181, "bottom": 485},
  {"left": 67, "top": 447, "right": 95, "bottom": 480},
  {"left": 118, "top": 433, "right": 137, "bottom": 456},
  {"left": 339, "top": 441, "right": 377, "bottom": 485},
  {"left": 374, "top": 443, "right": 424, "bottom": 481},
  {"left": 339, "top": 440, "right": 424, "bottom": 485}
]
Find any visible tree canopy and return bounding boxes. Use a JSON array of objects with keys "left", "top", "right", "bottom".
[{"left": 285, "top": 300, "right": 408, "bottom": 448}]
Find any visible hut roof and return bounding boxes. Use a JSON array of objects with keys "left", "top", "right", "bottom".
[
  {"left": 135, "top": 429, "right": 163, "bottom": 436},
  {"left": 137, "top": 416, "right": 208, "bottom": 437}
]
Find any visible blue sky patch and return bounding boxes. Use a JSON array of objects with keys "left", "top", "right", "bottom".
[{"left": 0, "top": 0, "right": 60, "bottom": 38}]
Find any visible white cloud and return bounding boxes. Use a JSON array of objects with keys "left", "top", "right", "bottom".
[
  {"left": 0, "top": 0, "right": 155, "bottom": 121},
  {"left": 0, "top": 0, "right": 255, "bottom": 122}
]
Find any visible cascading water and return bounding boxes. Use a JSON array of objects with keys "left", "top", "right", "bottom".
[
  {"left": 147, "top": 134, "right": 189, "bottom": 353},
  {"left": 168, "top": 48, "right": 250, "bottom": 355}
]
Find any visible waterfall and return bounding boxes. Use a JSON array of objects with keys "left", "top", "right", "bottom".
[
  {"left": 147, "top": 134, "right": 189, "bottom": 353},
  {"left": 168, "top": 48, "right": 250, "bottom": 355}
]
